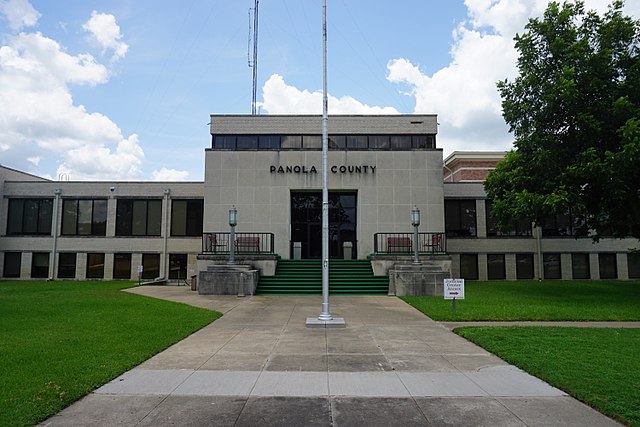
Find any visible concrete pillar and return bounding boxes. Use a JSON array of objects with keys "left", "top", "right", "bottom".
[
  {"left": 477, "top": 253, "right": 488, "bottom": 281},
  {"left": 617, "top": 253, "right": 629, "bottom": 280},
  {"left": 561, "top": 253, "right": 572, "bottom": 280},
  {"left": 476, "top": 199, "right": 487, "bottom": 238},
  {"left": 132, "top": 253, "right": 143, "bottom": 281},
  {"left": 76, "top": 252, "right": 87, "bottom": 280},
  {"left": 106, "top": 197, "right": 117, "bottom": 237},
  {"left": 104, "top": 253, "right": 114, "bottom": 280},
  {"left": 448, "top": 253, "right": 459, "bottom": 278},
  {"left": 505, "top": 253, "right": 517, "bottom": 280},
  {"left": 589, "top": 253, "right": 600, "bottom": 280},
  {"left": 21, "top": 252, "right": 32, "bottom": 279}
]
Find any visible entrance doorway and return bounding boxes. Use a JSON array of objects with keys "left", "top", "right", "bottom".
[{"left": 290, "top": 191, "right": 357, "bottom": 259}]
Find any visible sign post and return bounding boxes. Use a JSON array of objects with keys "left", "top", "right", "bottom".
[
  {"left": 444, "top": 278, "right": 465, "bottom": 314},
  {"left": 137, "top": 265, "right": 143, "bottom": 286}
]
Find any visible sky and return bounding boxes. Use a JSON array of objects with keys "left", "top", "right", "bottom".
[{"left": 1, "top": 0, "right": 638, "bottom": 182}]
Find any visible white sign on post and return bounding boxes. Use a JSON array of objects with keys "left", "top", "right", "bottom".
[{"left": 444, "top": 278, "right": 465, "bottom": 300}]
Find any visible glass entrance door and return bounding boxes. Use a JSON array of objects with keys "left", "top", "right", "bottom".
[{"left": 291, "top": 191, "right": 357, "bottom": 259}]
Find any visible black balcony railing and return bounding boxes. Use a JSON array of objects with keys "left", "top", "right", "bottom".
[
  {"left": 202, "top": 232, "right": 275, "bottom": 254},
  {"left": 373, "top": 232, "right": 446, "bottom": 254}
]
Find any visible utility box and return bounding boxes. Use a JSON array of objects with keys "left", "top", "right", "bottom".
[
  {"left": 343, "top": 241, "right": 353, "bottom": 260},
  {"left": 293, "top": 242, "right": 302, "bottom": 260}
]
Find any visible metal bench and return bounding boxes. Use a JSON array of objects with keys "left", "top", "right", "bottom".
[
  {"left": 207, "top": 234, "right": 227, "bottom": 253},
  {"left": 424, "top": 234, "right": 442, "bottom": 253},
  {"left": 387, "top": 236, "right": 412, "bottom": 253},
  {"left": 236, "top": 236, "right": 260, "bottom": 253}
]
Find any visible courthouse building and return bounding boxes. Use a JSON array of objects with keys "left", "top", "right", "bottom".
[{"left": 1, "top": 114, "right": 639, "bottom": 284}]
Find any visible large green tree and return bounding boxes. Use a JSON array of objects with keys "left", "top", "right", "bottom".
[{"left": 485, "top": 0, "right": 640, "bottom": 240}]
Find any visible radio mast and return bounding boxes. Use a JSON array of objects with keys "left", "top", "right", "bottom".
[{"left": 248, "top": 0, "right": 259, "bottom": 115}]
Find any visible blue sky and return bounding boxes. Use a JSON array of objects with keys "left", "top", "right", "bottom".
[{"left": 1, "top": 0, "right": 638, "bottom": 181}]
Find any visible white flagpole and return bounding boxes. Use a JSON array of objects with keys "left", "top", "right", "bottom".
[{"left": 318, "top": 0, "right": 332, "bottom": 321}]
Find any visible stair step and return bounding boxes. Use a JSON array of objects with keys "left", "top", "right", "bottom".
[{"left": 256, "top": 259, "right": 388, "bottom": 295}]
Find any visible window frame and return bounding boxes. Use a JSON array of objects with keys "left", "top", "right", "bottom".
[
  {"left": 445, "top": 199, "right": 477, "bottom": 238},
  {"left": 7, "top": 198, "right": 53, "bottom": 235},
  {"left": 116, "top": 199, "right": 162, "bottom": 237},
  {"left": 61, "top": 199, "right": 107, "bottom": 236}
]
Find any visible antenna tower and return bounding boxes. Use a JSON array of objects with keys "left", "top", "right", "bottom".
[{"left": 248, "top": 0, "right": 259, "bottom": 115}]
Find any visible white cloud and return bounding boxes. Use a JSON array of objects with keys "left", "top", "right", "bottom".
[
  {"left": 0, "top": 0, "right": 40, "bottom": 31},
  {"left": 26, "top": 156, "right": 40, "bottom": 166},
  {"left": 261, "top": 74, "right": 399, "bottom": 115},
  {"left": 152, "top": 168, "right": 190, "bottom": 181},
  {"left": 56, "top": 135, "right": 143, "bottom": 180},
  {"left": 0, "top": 13, "right": 143, "bottom": 180},
  {"left": 83, "top": 11, "right": 129, "bottom": 60}
]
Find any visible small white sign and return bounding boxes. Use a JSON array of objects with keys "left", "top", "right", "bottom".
[
  {"left": 444, "top": 278, "right": 465, "bottom": 300},
  {"left": 137, "top": 265, "right": 144, "bottom": 273}
]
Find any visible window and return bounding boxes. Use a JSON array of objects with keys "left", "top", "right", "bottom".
[
  {"left": 58, "top": 253, "right": 77, "bottom": 279},
  {"left": 281, "top": 135, "right": 302, "bottom": 149},
  {"left": 369, "top": 135, "right": 389, "bottom": 149},
  {"left": 3, "top": 252, "right": 21, "bottom": 278},
  {"left": 302, "top": 135, "right": 322, "bottom": 149},
  {"left": 628, "top": 253, "right": 640, "bottom": 279},
  {"left": 116, "top": 200, "right": 162, "bottom": 236},
  {"left": 329, "top": 135, "right": 346, "bottom": 149},
  {"left": 542, "top": 211, "right": 583, "bottom": 237},
  {"left": 571, "top": 253, "right": 590, "bottom": 279},
  {"left": 599, "top": 253, "right": 617, "bottom": 279},
  {"left": 346, "top": 135, "right": 368, "bottom": 149},
  {"left": 487, "top": 254, "right": 506, "bottom": 280},
  {"left": 213, "top": 135, "right": 236, "bottom": 149},
  {"left": 7, "top": 199, "right": 53, "bottom": 235},
  {"left": 141, "top": 254, "right": 160, "bottom": 280},
  {"left": 31, "top": 252, "right": 49, "bottom": 278},
  {"left": 445, "top": 200, "right": 477, "bottom": 237},
  {"left": 237, "top": 135, "right": 258, "bottom": 149},
  {"left": 413, "top": 135, "right": 436, "bottom": 149},
  {"left": 86, "top": 253, "right": 105, "bottom": 279},
  {"left": 516, "top": 254, "right": 534, "bottom": 279},
  {"left": 460, "top": 254, "right": 478, "bottom": 280},
  {"left": 171, "top": 200, "right": 203, "bottom": 236},
  {"left": 113, "top": 253, "right": 132, "bottom": 279},
  {"left": 390, "top": 136, "right": 412, "bottom": 150},
  {"left": 169, "top": 254, "right": 188, "bottom": 280},
  {"left": 486, "top": 202, "right": 532, "bottom": 237},
  {"left": 543, "top": 253, "right": 561, "bottom": 279},
  {"left": 61, "top": 199, "right": 107, "bottom": 236},
  {"left": 259, "top": 135, "right": 280, "bottom": 149}
]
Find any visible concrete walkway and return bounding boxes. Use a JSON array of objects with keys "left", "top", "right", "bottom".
[{"left": 42, "top": 286, "right": 622, "bottom": 426}]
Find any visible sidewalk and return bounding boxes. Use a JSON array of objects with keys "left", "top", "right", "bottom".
[{"left": 42, "top": 287, "right": 621, "bottom": 426}]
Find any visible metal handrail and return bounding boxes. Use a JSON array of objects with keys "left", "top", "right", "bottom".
[
  {"left": 373, "top": 232, "right": 446, "bottom": 254},
  {"left": 202, "top": 232, "right": 275, "bottom": 254}
]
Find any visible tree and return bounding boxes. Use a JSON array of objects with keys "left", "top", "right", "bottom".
[{"left": 485, "top": 0, "right": 640, "bottom": 241}]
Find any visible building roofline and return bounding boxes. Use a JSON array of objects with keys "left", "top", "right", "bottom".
[
  {"left": 443, "top": 151, "right": 507, "bottom": 166},
  {"left": 0, "top": 164, "right": 50, "bottom": 181}
]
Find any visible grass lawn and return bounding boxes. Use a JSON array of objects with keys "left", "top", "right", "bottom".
[
  {"left": 401, "top": 280, "right": 640, "bottom": 321},
  {"left": 456, "top": 327, "right": 640, "bottom": 426},
  {"left": 0, "top": 281, "right": 221, "bottom": 427}
]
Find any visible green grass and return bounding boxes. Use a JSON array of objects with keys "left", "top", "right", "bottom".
[
  {"left": 455, "top": 327, "right": 640, "bottom": 426},
  {"left": 401, "top": 280, "right": 640, "bottom": 321},
  {"left": 0, "top": 281, "right": 221, "bottom": 427}
]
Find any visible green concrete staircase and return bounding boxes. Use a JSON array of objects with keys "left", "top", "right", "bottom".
[{"left": 257, "top": 259, "right": 389, "bottom": 295}]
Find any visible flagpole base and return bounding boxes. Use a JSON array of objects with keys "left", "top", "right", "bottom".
[{"left": 305, "top": 317, "right": 346, "bottom": 328}]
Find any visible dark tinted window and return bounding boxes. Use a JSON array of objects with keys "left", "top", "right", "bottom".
[
  {"left": 3, "top": 252, "right": 21, "bottom": 278},
  {"left": 516, "top": 254, "right": 534, "bottom": 279},
  {"left": 445, "top": 200, "right": 477, "bottom": 237},
  {"left": 460, "top": 254, "right": 478, "bottom": 280}
]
